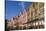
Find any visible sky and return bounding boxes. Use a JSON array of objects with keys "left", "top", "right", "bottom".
[{"left": 5, "top": 1, "right": 32, "bottom": 19}]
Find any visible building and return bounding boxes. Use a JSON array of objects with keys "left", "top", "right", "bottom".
[{"left": 26, "top": 2, "right": 44, "bottom": 29}]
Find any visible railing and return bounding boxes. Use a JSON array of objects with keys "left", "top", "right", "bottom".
[{"left": 10, "top": 18, "right": 44, "bottom": 30}]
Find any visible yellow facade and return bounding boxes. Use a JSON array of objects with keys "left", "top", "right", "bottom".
[{"left": 27, "top": 2, "right": 44, "bottom": 21}]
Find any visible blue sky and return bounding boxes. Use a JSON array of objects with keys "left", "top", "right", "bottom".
[{"left": 5, "top": 1, "right": 32, "bottom": 19}]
